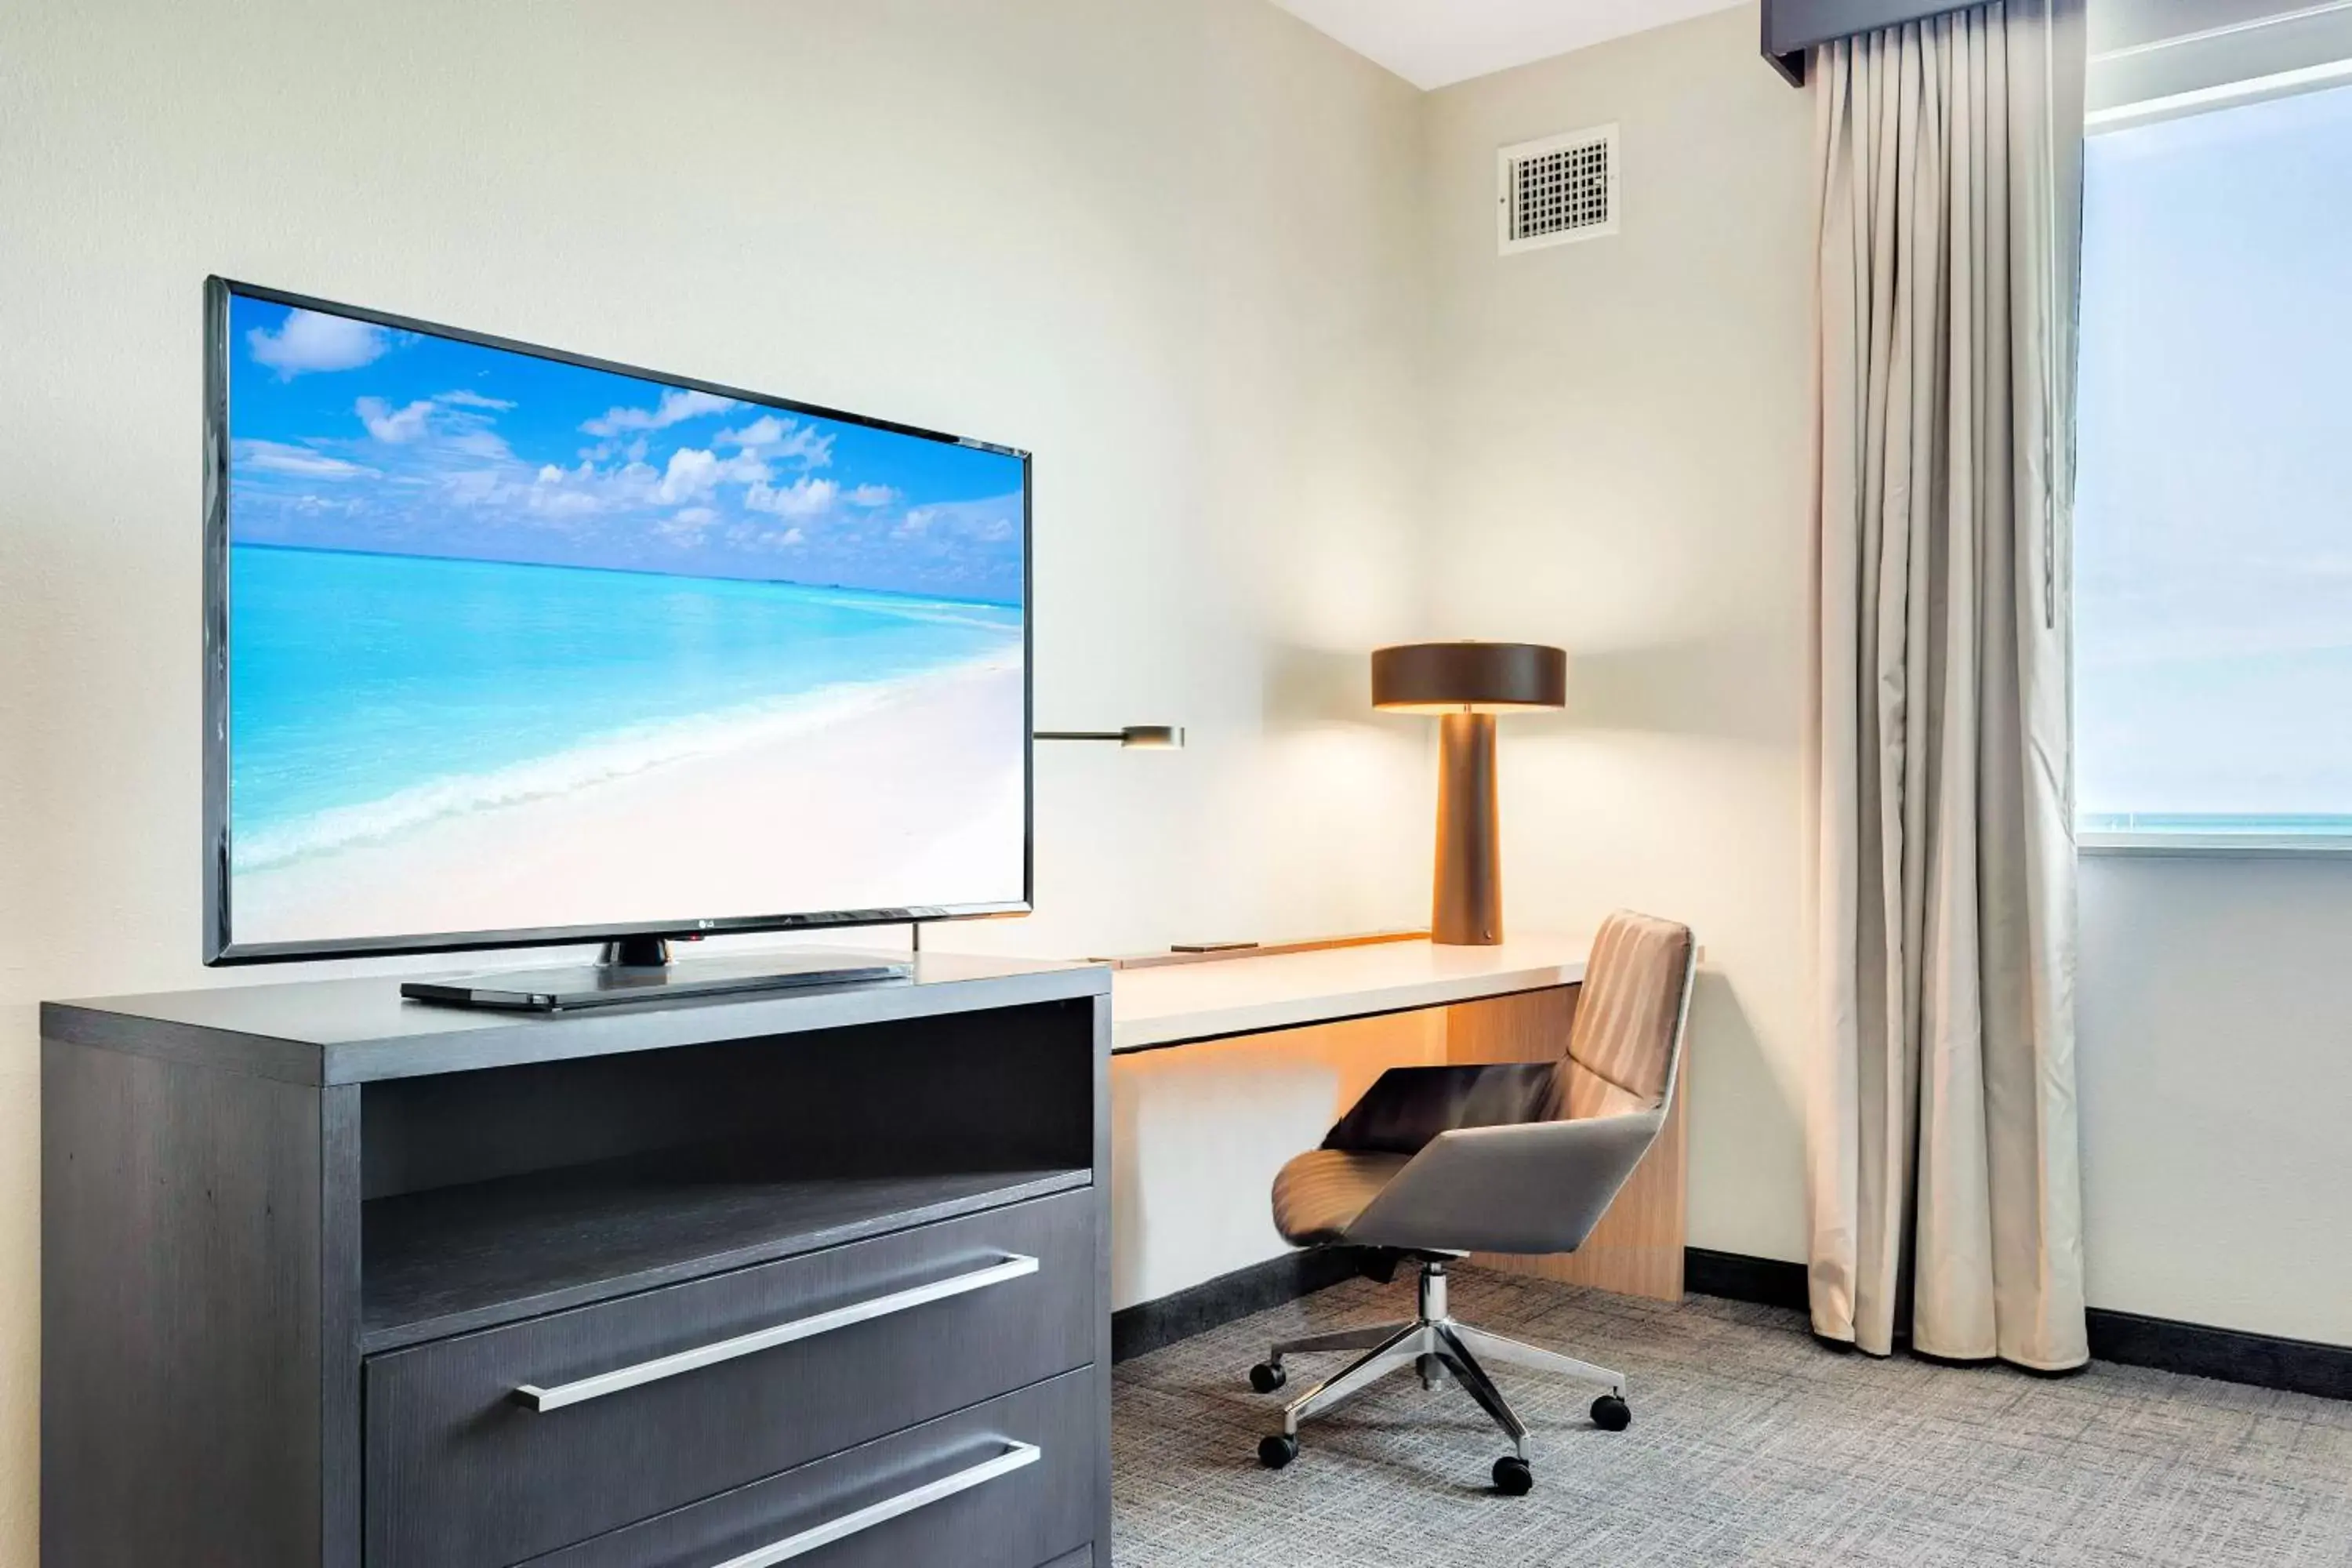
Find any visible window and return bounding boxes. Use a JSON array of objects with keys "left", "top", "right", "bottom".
[{"left": 2074, "top": 79, "right": 2352, "bottom": 842}]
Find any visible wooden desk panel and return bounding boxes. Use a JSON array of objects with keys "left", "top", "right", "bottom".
[
  {"left": 1444, "top": 985, "right": 1578, "bottom": 1065},
  {"left": 1105, "top": 1007, "right": 1448, "bottom": 1310}
]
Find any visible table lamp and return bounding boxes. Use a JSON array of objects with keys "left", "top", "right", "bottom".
[{"left": 1373, "top": 641, "right": 1567, "bottom": 946}]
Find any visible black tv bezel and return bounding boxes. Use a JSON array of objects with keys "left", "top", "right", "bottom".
[{"left": 201, "top": 277, "right": 1035, "bottom": 967}]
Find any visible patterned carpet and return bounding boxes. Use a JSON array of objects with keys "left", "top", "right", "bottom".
[{"left": 1111, "top": 1266, "right": 2352, "bottom": 1566}]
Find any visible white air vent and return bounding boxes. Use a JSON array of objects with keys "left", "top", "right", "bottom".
[{"left": 1498, "top": 125, "right": 1619, "bottom": 255}]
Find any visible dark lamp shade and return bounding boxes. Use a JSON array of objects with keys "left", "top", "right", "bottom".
[{"left": 1371, "top": 642, "right": 1567, "bottom": 713}]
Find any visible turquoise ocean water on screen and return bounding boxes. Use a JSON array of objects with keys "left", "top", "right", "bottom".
[{"left": 227, "top": 545, "right": 1021, "bottom": 874}]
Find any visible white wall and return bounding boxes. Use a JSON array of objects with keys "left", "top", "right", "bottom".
[
  {"left": 1417, "top": 9, "right": 1820, "bottom": 1267},
  {"left": 2078, "top": 855, "right": 2352, "bottom": 1345},
  {"left": 0, "top": 1, "right": 1436, "bottom": 1556}
]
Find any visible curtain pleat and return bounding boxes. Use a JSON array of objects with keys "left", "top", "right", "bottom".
[{"left": 1805, "top": 0, "right": 2089, "bottom": 1371}]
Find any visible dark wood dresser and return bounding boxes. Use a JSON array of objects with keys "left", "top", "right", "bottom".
[{"left": 41, "top": 951, "right": 1112, "bottom": 1568}]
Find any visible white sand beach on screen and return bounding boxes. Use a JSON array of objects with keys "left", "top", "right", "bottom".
[{"left": 231, "top": 656, "right": 1026, "bottom": 948}]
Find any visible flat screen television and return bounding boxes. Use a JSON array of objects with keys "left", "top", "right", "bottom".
[{"left": 203, "top": 278, "right": 1031, "bottom": 966}]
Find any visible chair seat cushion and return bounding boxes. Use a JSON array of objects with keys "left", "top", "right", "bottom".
[{"left": 1270, "top": 1149, "right": 1411, "bottom": 1247}]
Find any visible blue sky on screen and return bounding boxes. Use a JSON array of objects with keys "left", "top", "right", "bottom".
[
  {"left": 2074, "top": 82, "right": 2352, "bottom": 820},
  {"left": 226, "top": 294, "right": 1025, "bottom": 604}
]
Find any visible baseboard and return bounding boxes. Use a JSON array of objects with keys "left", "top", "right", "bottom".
[
  {"left": 1110, "top": 1250, "right": 1366, "bottom": 1364},
  {"left": 1684, "top": 1247, "right": 2352, "bottom": 1403},
  {"left": 2085, "top": 1308, "right": 2352, "bottom": 1402},
  {"left": 1112, "top": 1244, "right": 2350, "bottom": 1403},
  {"left": 1114, "top": 1245, "right": 1817, "bottom": 1367},
  {"left": 1685, "top": 1246, "right": 1809, "bottom": 1312}
]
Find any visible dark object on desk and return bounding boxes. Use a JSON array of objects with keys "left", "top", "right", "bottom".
[
  {"left": 1244, "top": 911, "right": 1693, "bottom": 1494},
  {"left": 1373, "top": 641, "right": 1566, "bottom": 946},
  {"left": 42, "top": 952, "right": 1112, "bottom": 1568},
  {"left": 1169, "top": 940, "right": 1258, "bottom": 954},
  {"left": 1094, "top": 928, "right": 1430, "bottom": 970}
]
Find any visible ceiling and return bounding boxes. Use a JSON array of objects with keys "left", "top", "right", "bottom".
[{"left": 1269, "top": 0, "right": 1747, "bottom": 90}]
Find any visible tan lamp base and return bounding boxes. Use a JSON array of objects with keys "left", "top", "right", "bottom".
[{"left": 1432, "top": 711, "right": 1501, "bottom": 946}]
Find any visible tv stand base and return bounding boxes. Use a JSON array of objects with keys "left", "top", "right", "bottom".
[{"left": 401, "top": 948, "right": 910, "bottom": 1011}]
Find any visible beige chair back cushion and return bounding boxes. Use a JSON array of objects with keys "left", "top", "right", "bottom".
[{"left": 1553, "top": 911, "right": 1693, "bottom": 1120}]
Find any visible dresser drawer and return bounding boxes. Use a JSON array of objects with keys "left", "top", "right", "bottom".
[
  {"left": 365, "top": 1189, "right": 1097, "bottom": 1568},
  {"left": 519, "top": 1369, "right": 1101, "bottom": 1568}
]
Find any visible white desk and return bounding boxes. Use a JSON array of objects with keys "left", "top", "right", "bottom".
[
  {"left": 1101, "top": 935, "right": 1687, "bottom": 1316},
  {"left": 1111, "top": 938, "right": 1589, "bottom": 1054}
]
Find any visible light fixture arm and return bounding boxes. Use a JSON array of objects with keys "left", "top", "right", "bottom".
[{"left": 1033, "top": 726, "right": 1185, "bottom": 749}]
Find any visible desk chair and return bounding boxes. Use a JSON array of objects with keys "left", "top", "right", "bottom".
[{"left": 1247, "top": 910, "right": 1695, "bottom": 1494}]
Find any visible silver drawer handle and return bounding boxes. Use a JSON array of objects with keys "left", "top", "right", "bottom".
[
  {"left": 711, "top": 1441, "right": 1040, "bottom": 1568},
  {"left": 514, "top": 1253, "right": 1040, "bottom": 1413}
]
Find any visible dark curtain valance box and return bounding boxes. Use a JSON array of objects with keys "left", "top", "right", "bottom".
[{"left": 1764, "top": 0, "right": 1980, "bottom": 83}]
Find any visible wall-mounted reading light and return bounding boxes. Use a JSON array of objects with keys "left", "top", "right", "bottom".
[{"left": 1034, "top": 726, "right": 1186, "bottom": 750}]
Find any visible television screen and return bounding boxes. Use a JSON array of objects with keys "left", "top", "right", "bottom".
[{"left": 205, "top": 281, "right": 1030, "bottom": 961}]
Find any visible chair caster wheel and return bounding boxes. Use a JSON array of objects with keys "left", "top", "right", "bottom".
[
  {"left": 1591, "top": 1394, "right": 1632, "bottom": 1431},
  {"left": 1493, "top": 1455, "right": 1534, "bottom": 1494},
  {"left": 1258, "top": 1432, "right": 1298, "bottom": 1469},
  {"left": 1248, "top": 1361, "right": 1287, "bottom": 1394}
]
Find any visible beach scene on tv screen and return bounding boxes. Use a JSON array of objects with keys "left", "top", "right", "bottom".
[{"left": 223, "top": 292, "right": 1027, "bottom": 949}]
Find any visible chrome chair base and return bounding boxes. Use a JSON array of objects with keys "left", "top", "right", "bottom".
[{"left": 1250, "top": 1263, "right": 1628, "bottom": 1480}]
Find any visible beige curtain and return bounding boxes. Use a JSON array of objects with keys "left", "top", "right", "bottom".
[{"left": 1806, "top": 0, "right": 2089, "bottom": 1370}]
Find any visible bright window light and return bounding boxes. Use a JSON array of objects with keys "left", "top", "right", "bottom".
[{"left": 2074, "top": 81, "right": 2352, "bottom": 841}]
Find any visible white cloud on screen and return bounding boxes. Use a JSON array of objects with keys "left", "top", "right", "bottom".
[
  {"left": 436, "top": 389, "right": 515, "bottom": 410},
  {"left": 248, "top": 310, "right": 392, "bottom": 378},
  {"left": 357, "top": 397, "right": 434, "bottom": 444},
  {"left": 235, "top": 439, "right": 379, "bottom": 480},
  {"left": 718, "top": 452, "right": 774, "bottom": 487},
  {"left": 719, "top": 415, "right": 834, "bottom": 469},
  {"left": 654, "top": 507, "right": 720, "bottom": 543},
  {"left": 744, "top": 477, "right": 838, "bottom": 517},
  {"left": 532, "top": 488, "right": 601, "bottom": 518},
  {"left": 726, "top": 524, "right": 807, "bottom": 549},
  {"left": 891, "top": 497, "right": 1014, "bottom": 542},
  {"left": 580, "top": 388, "right": 739, "bottom": 437},
  {"left": 658, "top": 448, "right": 723, "bottom": 504},
  {"left": 445, "top": 428, "right": 513, "bottom": 459}
]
